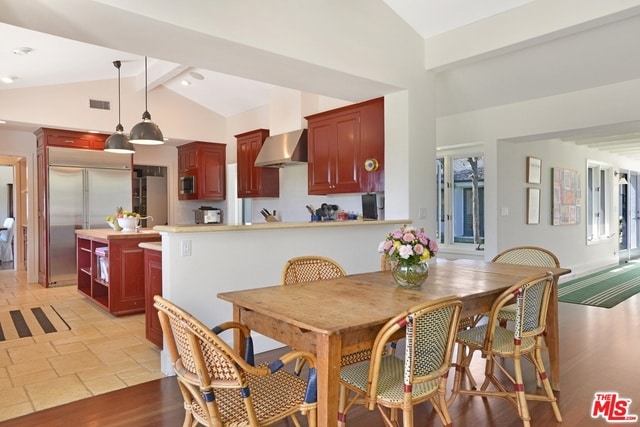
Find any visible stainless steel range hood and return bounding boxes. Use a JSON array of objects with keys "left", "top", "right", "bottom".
[{"left": 254, "top": 129, "right": 308, "bottom": 168}]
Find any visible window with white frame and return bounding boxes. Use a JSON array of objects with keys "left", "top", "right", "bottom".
[
  {"left": 437, "top": 154, "right": 485, "bottom": 249},
  {"left": 586, "top": 162, "right": 612, "bottom": 242}
]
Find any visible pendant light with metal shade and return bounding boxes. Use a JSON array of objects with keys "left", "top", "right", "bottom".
[
  {"left": 129, "top": 56, "right": 164, "bottom": 145},
  {"left": 104, "top": 60, "right": 135, "bottom": 153}
]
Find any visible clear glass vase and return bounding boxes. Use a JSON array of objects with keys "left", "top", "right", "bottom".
[{"left": 392, "top": 262, "right": 429, "bottom": 288}]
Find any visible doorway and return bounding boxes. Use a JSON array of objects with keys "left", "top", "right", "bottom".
[
  {"left": 0, "top": 158, "right": 26, "bottom": 271},
  {"left": 619, "top": 171, "right": 640, "bottom": 262}
]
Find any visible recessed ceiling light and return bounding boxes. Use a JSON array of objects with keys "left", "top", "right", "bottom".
[
  {"left": 180, "top": 79, "right": 191, "bottom": 86},
  {"left": 1, "top": 76, "right": 17, "bottom": 84},
  {"left": 189, "top": 71, "right": 204, "bottom": 80},
  {"left": 12, "top": 47, "right": 33, "bottom": 56}
]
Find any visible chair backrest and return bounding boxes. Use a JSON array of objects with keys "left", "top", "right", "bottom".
[
  {"left": 492, "top": 246, "right": 560, "bottom": 268},
  {"left": 366, "top": 296, "right": 462, "bottom": 408},
  {"left": 486, "top": 271, "right": 554, "bottom": 345},
  {"left": 0, "top": 217, "right": 14, "bottom": 243},
  {"left": 281, "top": 255, "right": 346, "bottom": 285},
  {"left": 380, "top": 253, "right": 393, "bottom": 271},
  {"left": 154, "top": 295, "right": 256, "bottom": 425}
]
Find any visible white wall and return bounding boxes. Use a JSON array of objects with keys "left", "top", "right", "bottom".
[
  {"left": 437, "top": 77, "right": 640, "bottom": 276},
  {"left": 158, "top": 221, "right": 406, "bottom": 373}
]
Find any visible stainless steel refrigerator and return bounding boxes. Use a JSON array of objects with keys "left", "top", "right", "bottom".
[{"left": 48, "top": 147, "right": 132, "bottom": 286}]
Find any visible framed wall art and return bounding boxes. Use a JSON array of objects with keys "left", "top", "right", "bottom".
[
  {"left": 552, "top": 167, "right": 581, "bottom": 225},
  {"left": 527, "top": 188, "right": 540, "bottom": 224},
  {"left": 526, "top": 156, "right": 541, "bottom": 184}
]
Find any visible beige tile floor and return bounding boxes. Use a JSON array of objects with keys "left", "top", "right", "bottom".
[{"left": 0, "top": 269, "right": 163, "bottom": 422}]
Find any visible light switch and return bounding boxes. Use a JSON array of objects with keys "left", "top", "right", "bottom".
[{"left": 501, "top": 207, "right": 509, "bottom": 216}]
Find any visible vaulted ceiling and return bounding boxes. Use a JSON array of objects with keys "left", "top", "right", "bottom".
[{"left": 1, "top": 1, "right": 639, "bottom": 157}]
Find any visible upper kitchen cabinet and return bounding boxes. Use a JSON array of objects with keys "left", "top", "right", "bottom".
[
  {"left": 306, "top": 97, "right": 384, "bottom": 195},
  {"left": 37, "top": 127, "right": 109, "bottom": 150},
  {"left": 177, "top": 141, "right": 226, "bottom": 201},
  {"left": 236, "top": 129, "right": 279, "bottom": 198}
]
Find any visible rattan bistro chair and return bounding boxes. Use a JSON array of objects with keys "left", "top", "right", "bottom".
[
  {"left": 154, "top": 296, "right": 318, "bottom": 427},
  {"left": 492, "top": 246, "right": 560, "bottom": 325},
  {"left": 449, "top": 272, "right": 562, "bottom": 427},
  {"left": 281, "top": 255, "right": 347, "bottom": 284},
  {"left": 338, "top": 296, "right": 463, "bottom": 427},
  {"left": 281, "top": 255, "right": 364, "bottom": 374}
]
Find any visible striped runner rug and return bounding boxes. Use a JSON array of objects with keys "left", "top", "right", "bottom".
[
  {"left": 558, "top": 261, "right": 640, "bottom": 308},
  {"left": 0, "top": 306, "right": 70, "bottom": 342}
]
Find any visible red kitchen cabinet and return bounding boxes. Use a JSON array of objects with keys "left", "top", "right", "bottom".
[
  {"left": 306, "top": 97, "right": 384, "bottom": 195},
  {"left": 76, "top": 230, "right": 161, "bottom": 316},
  {"left": 236, "top": 129, "right": 279, "bottom": 198},
  {"left": 144, "top": 246, "right": 163, "bottom": 348},
  {"left": 177, "top": 141, "right": 226, "bottom": 201}
]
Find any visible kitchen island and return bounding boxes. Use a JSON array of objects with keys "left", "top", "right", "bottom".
[
  {"left": 76, "top": 229, "right": 161, "bottom": 316},
  {"left": 153, "top": 219, "right": 408, "bottom": 375}
]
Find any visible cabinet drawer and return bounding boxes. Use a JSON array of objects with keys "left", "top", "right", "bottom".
[{"left": 47, "top": 134, "right": 92, "bottom": 149}]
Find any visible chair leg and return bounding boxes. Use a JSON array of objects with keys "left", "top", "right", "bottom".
[
  {"left": 337, "top": 384, "right": 348, "bottom": 427},
  {"left": 512, "top": 356, "right": 532, "bottom": 427},
  {"left": 531, "top": 346, "right": 563, "bottom": 422},
  {"left": 433, "top": 378, "right": 453, "bottom": 426},
  {"left": 402, "top": 406, "right": 413, "bottom": 427},
  {"left": 449, "top": 343, "right": 477, "bottom": 406}
]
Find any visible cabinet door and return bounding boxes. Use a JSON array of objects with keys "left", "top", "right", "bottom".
[
  {"left": 37, "top": 147, "right": 48, "bottom": 286},
  {"left": 237, "top": 137, "right": 254, "bottom": 196},
  {"left": 308, "top": 110, "right": 361, "bottom": 194},
  {"left": 308, "top": 118, "right": 335, "bottom": 194},
  {"left": 199, "top": 145, "right": 226, "bottom": 200},
  {"left": 144, "top": 249, "right": 163, "bottom": 348},
  {"left": 332, "top": 111, "right": 361, "bottom": 193},
  {"left": 358, "top": 99, "right": 385, "bottom": 193},
  {"left": 236, "top": 129, "right": 278, "bottom": 198},
  {"left": 46, "top": 134, "right": 92, "bottom": 149},
  {"left": 178, "top": 145, "right": 197, "bottom": 172}
]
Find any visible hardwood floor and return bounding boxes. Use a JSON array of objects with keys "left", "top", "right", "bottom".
[{"left": 2, "top": 294, "right": 638, "bottom": 426}]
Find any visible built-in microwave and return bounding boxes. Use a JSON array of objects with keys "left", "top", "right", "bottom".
[{"left": 179, "top": 175, "right": 196, "bottom": 195}]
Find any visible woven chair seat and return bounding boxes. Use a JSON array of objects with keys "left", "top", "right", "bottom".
[
  {"left": 340, "top": 355, "right": 441, "bottom": 404},
  {"left": 182, "top": 362, "right": 312, "bottom": 426},
  {"left": 456, "top": 325, "right": 536, "bottom": 355}
]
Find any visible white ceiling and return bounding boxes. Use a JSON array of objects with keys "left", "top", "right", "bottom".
[
  {"left": 1, "top": 0, "right": 639, "bottom": 158},
  {"left": 0, "top": 1, "right": 532, "bottom": 118}
]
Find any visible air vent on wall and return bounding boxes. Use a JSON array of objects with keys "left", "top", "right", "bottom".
[{"left": 89, "top": 99, "right": 111, "bottom": 110}]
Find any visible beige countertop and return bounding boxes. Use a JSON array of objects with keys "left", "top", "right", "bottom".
[
  {"left": 154, "top": 219, "right": 408, "bottom": 233},
  {"left": 75, "top": 228, "right": 161, "bottom": 240},
  {"left": 139, "top": 241, "right": 162, "bottom": 251}
]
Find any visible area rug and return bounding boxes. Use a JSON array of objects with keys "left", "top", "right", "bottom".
[
  {"left": 558, "top": 261, "right": 640, "bottom": 308},
  {"left": 0, "top": 305, "right": 70, "bottom": 342}
]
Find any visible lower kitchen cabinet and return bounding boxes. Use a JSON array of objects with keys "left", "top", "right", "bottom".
[
  {"left": 76, "top": 229, "right": 161, "bottom": 316},
  {"left": 143, "top": 245, "right": 163, "bottom": 348}
]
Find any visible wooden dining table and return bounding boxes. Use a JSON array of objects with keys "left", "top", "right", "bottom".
[{"left": 217, "top": 258, "right": 570, "bottom": 426}]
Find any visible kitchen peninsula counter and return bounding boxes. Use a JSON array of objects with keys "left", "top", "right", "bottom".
[
  {"left": 76, "top": 229, "right": 161, "bottom": 316},
  {"left": 154, "top": 218, "right": 412, "bottom": 376},
  {"left": 154, "top": 219, "right": 406, "bottom": 233}
]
